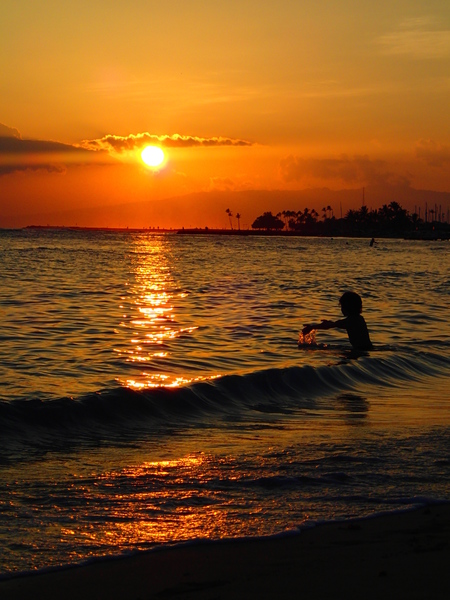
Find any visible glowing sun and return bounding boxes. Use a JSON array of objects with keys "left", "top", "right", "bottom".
[{"left": 141, "top": 145, "right": 165, "bottom": 167}]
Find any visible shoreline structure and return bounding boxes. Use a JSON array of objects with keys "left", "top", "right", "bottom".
[
  {"left": 1, "top": 503, "right": 449, "bottom": 599},
  {"left": 7, "top": 225, "right": 450, "bottom": 240}
]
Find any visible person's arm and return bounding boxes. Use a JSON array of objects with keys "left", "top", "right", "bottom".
[
  {"left": 332, "top": 318, "right": 348, "bottom": 330},
  {"left": 302, "top": 320, "right": 336, "bottom": 335}
]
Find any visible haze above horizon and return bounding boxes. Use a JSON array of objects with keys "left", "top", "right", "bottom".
[{"left": 1, "top": 1, "right": 449, "bottom": 228}]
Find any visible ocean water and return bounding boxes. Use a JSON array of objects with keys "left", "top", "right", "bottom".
[{"left": 0, "top": 228, "right": 449, "bottom": 575}]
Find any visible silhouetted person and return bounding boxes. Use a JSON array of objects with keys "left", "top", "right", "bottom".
[
  {"left": 369, "top": 238, "right": 375, "bottom": 247},
  {"left": 302, "top": 291, "right": 373, "bottom": 351}
]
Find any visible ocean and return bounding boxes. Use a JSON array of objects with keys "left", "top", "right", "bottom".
[{"left": 0, "top": 228, "right": 449, "bottom": 576}]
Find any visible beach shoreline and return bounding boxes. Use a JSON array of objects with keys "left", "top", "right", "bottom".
[{"left": 2, "top": 503, "right": 449, "bottom": 600}]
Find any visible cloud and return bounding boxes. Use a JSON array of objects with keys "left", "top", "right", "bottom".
[
  {"left": 208, "top": 177, "right": 236, "bottom": 192},
  {"left": 80, "top": 132, "right": 254, "bottom": 153},
  {"left": 0, "top": 124, "right": 254, "bottom": 176},
  {"left": 415, "top": 139, "right": 450, "bottom": 167},
  {"left": 280, "top": 155, "right": 410, "bottom": 187},
  {"left": 0, "top": 125, "right": 111, "bottom": 175},
  {"left": 1, "top": 135, "right": 92, "bottom": 156},
  {"left": 0, "top": 123, "right": 21, "bottom": 139},
  {"left": 377, "top": 18, "right": 450, "bottom": 59}
]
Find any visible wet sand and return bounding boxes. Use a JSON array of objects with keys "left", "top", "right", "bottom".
[{"left": 1, "top": 503, "right": 449, "bottom": 600}]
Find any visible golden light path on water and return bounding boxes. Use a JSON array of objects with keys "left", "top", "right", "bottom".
[
  {"left": 115, "top": 235, "right": 219, "bottom": 389},
  {"left": 60, "top": 452, "right": 252, "bottom": 552}
]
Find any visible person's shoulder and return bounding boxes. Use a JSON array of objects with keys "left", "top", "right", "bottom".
[
  {"left": 349, "top": 314, "right": 365, "bottom": 322},
  {"left": 341, "top": 314, "right": 366, "bottom": 327}
]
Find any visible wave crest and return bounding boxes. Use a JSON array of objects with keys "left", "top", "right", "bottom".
[{"left": 1, "top": 346, "right": 449, "bottom": 457}]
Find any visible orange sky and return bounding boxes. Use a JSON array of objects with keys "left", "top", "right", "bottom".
[{"left": 1, "top": 1, "right": 449, "bottom": 228}]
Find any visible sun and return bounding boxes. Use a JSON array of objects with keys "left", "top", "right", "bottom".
[{"left": 141, "top": 145, "right": 165, "bottom": 167}]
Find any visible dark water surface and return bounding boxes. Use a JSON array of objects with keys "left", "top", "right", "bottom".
[{"left": 1, "top": 229, "right": 449, "bottom": 574}]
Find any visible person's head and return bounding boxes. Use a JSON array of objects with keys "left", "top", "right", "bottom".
[{"left": 339, "top": 291, "right": 363, "bottom": 316}]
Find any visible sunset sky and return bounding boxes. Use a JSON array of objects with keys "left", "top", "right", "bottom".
[{"left": 1, "top": 0, "right": 449, "bottom": 228}]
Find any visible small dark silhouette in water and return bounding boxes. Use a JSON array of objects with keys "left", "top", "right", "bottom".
[
  {"left": 302, "top": 291, "right": 373, "bottom": 351},
  {"left": 370, "top": 237, "right": 376, "bottom": 247}
]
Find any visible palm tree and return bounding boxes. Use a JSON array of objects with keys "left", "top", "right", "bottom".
[
  {"left": 236, "top": 212, "right": 241, "bottom": 230},
  {"left": 284, "top": 210, "right": 296, "bottom": 230},
  {"left": 302, "top": 207, "right": 310, "bottom": 223},
  {"left": 225, "top": 208, "right": 233, "bottom": 230},
  {"left": 359, "top": 205, "right": 369, "bottom": 224},
  {"left": 345, "top": 209, "right": 358, "bottom": 223}
]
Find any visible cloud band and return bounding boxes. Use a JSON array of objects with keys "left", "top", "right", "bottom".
[{"left": 80, "top": 133, "right": 254, "bottom": 152}]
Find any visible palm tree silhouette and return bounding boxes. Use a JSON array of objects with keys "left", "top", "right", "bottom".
[
  {"left": 285, "top": 210, "right": 296, "bottom": 230},
  {"left": 236, "top": 213, "right": 241, "bottom": 230},
  {"left": 226, "top": 208, "right": 233, "bottom": 230}
]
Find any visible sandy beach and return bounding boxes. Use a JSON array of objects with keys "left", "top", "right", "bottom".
[{"left": 1, "top": 503, "right": 449, "bottom": 600}]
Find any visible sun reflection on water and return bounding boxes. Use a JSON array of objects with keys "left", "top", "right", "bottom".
[
  {"left": 115, "top": 235, "right": 217, "bottom": 389},
  {"left": 61, "top": 453, "right": 242, "bottom": 551}
]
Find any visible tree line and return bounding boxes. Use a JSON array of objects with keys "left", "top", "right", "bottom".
[{"left": 249, "top": 202, "right": 450, "bottom": 237}]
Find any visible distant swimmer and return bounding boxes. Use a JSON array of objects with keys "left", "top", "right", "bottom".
[
  {"left": 302, "top": 291, "right": 373, "bottom": 351},
  {"left": 370, "top": 238, "right": 375, "bottom": 247}
]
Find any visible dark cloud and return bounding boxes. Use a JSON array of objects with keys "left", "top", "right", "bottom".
[
  {"left": 0, "top": 123, "right": 21, "bottom": 138},
  {"left": 415, "top": 139, "right": 450, "bottom": 168},
  {"left": 0, "top": 135, "right": 93, "bottom": 156},
  {"left": 280, "top": 154, "right": 410, "bottom": 187},
  {"left": 80, "top": 132, "right": 254, "bottom": 152},
  {"left": 0, "top": 125, "right": 109, "bottom": 175}
]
